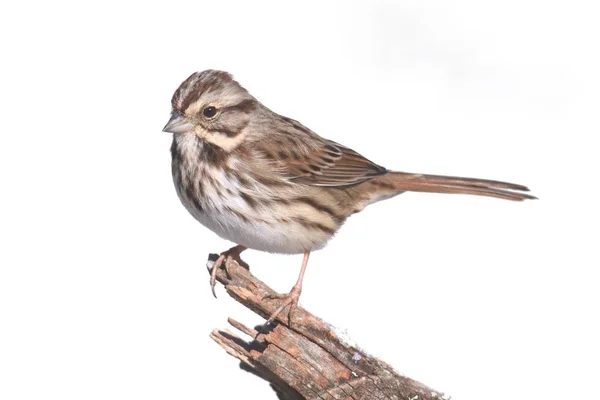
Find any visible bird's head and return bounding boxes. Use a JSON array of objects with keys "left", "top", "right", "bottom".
[{"left": 163, "top": 70, "right": 258, "bottom": 151}]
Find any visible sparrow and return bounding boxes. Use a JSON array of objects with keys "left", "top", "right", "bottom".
[{"left": 163, "top": 70, "right": 535, "bottom": 324}]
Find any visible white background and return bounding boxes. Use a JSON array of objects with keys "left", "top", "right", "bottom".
[{"left": 1, "top": 1, "right": 598, "bottom": 399}]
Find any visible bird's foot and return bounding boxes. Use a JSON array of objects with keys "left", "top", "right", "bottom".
[
  {"left": 264, "top": 284, "right": 302, "bottom": 326},
  {"left": 209, "top": 245, "right": 248, "bottom": 298}
]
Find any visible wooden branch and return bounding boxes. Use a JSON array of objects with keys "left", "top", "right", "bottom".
[{"left": 207, "top": 254, "right": 448, "bottom": 400}]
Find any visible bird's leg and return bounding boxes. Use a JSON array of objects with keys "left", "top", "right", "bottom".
[
  {"left": 210, "top": 245, "right": 248, "bottom": 298},
  {"left": 265, "top": 250, "right": 310, "bottom": 326}
]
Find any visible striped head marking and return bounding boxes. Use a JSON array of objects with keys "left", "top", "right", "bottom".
[{"left": 164, "top": 70, "right": 258, "bottom": 151}]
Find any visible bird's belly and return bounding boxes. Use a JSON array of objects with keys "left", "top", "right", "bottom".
[
  {"left": 193, "top": 207, "right": 330, "bottom": 254},
  {"left": 175, "top": 179, "right": 335, "bottom": 254}
]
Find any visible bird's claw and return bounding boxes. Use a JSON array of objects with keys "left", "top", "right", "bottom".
[
  {"left": 263, "top": 286, "right": 302, "bottom": 326},
  {"left": 209, "top": 253, "right": 228, "bottom": 298},
  {"left": 209, "top": 246, "right": 248, "bottom": 298}
]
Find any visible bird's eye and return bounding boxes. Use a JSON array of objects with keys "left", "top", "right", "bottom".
[{"left": 202, "top": 106, "right": 218, "bottom": 119}]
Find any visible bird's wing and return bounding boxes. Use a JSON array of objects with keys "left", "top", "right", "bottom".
[{"left": 255, "top": 117, "right": 387, "bottom": 187}]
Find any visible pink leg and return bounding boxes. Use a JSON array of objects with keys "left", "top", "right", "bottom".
[
  {"left": 266, "top": 250, "right": 310, "bottom": 325},
  {"left": 209, "top": 245, "right": 247, "bottom": 298}
]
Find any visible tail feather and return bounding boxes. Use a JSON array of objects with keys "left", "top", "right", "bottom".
[{"left": 380, "top": 172, "right": 536, "bottom": 201}]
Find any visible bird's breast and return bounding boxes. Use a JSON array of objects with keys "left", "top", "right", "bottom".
[{"left": 171, "top": 136, "right": 343, "bottom": 253}]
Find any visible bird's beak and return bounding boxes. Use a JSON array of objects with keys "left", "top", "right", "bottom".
[{"left": 162, "top": 112, "right": 195, "bottom": 133}]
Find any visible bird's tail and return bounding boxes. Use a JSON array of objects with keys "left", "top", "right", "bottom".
[{"left": 375, "top": 171, "right": 536, "bottom": 201}]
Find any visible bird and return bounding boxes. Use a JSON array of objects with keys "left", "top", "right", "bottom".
[{"left": 163, "top": 70, "right": 535, "bottom": 325}]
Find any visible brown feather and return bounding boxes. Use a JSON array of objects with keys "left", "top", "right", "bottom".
[
  {"left": 373, "top": 172, "right": 536, "bottom": 201},
  {"left": 255, "top": 115, "right": 387, "bottom": 186}
]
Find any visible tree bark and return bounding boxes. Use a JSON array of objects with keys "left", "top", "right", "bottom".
[{"left": 207, "top": 254, "right": 448, "bottom": 400}]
